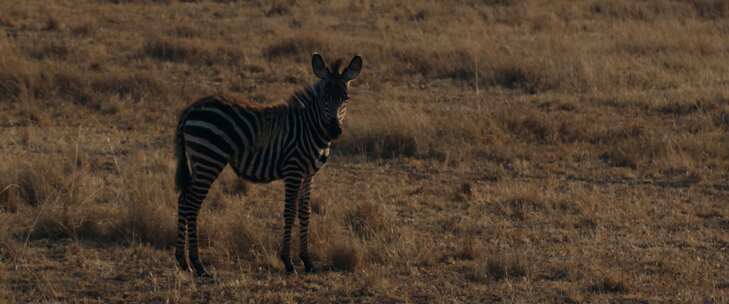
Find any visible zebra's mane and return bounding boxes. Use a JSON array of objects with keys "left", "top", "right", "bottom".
[
  {"left": 216, "top": 82, "right": 320, "bottom": 114},
  {"left": 228, "top": 59, "right": 348, "bottom": 112},
  {"left": 286, "top": 81, "right": 323, "bottom": 110},
  {"left": 328, "top": 59, "right": 344, "bottom": 77},
  {"left": 211, "top": 93, "right": 287, "bottom": 115}
]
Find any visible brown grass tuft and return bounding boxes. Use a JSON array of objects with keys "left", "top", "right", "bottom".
[
  {"left": 466, "top": 254, "right": 528, "bottom": 282},
  {"left": 339, "top": 131, "right": 418, "bottom": 159},
  {"left": 24, "top": 39, "right": 71, "bottom": 60},
  {"left": 554, "top": 288, "right": 583, "bottom": 304},
  {"left": 587, "top": 273, "right": 629, "bottom": 294},
  {"left": 342, "top": 202, "right": 388, "bottom": 240},
  {"left": 693, "top": 0, "right": 729, "bottom": 19},
  {"left": 70, "top": 20, "right": 96, "bottom": 36},
  {"left": 169, "top": 24, "right": 202, "bottom": 38},
  {"left": 0, "top": 54, "right": 38, "bottom": 101},
  {"left": 391, "top": 45, "right": 591, "bottom": 93},
  {"left": 599, "top": 149, "right": 637, "bottom": 168},
  {"left": 479, "top": 0, "right": 520, "bottom": 6},
  {"left": 484, "top": 255, "right": 528, "bottom": 281},
  {"left": 589, "top": 1, "right": 660, "bottom": 21},
  {"left": 8, "top": 161, "right": 68, "bottom": 207},
  {"left": 43, "top": 16, "right": 63, "bottom": 31},
  {"left": 712, "top": 105, "right": 729, "bottom": 130},
  {"left": 392, "top": 47, "right": 475, "bottom": 82},
  {"left": 488, "top": 62, "right": 556, "bottom": 93},
  {"left": 0, "top": 63, "right": 169, "bottom": 110},
  {"left": 26, "top": 207, "right": 108, "bottom": 242},
  {"left": 262, "top": 35, "right": 325, "bottom": 61},
  {"left": 28, "top": 215, "right": 70, "bottom": 240},
  {"left": 109, "top": 164, "right": 177, "bottom": 248},
  {"left": 0, "top": 174, "right": 21, "bottom": 213},
  {"left": 217, "top": 169, "right": 249, "bottom": 196},
  {"left": 0, "top": 216, "right": 19, "bottom": 260},
  {"left": 214, "top": 210, "right": 264, "bottom": 261},
  {"left": 91, "top": 70, "right": 169, "bottom": 102},
  {"left": 142, "top": 35, "right": 242, "bottom": 65},
  {"left": 496, "top": 190, "right": 546, "bottom": 221},
  {"left": 328, "top": 240, "right": 363, "bottom": 272},
  {"left": 102, "top": 0, "right": 174, "bottom": 4},
  {"left": 265, "top": 2, "right": 292, "bottom": 17},
  {"left": 6, "top": 156, "right": 112, "bottom": 242},
  {"left": 453, "top": 182, "right": 474, "bottom": 202},
  {"left": 452, "top": 237, "right": 481, "bottom": 261},
  {"left": 337, "top": 104, "right": 432, "bottom": 159},
  {"left": 496, "top": 105, "right": 593, "bottom": 144},
  {"left": 113, "top": 199, "right": 175, "bottom": 248},
  {"left": 655, "top": 98, "right": 715, "bottom": 116}
]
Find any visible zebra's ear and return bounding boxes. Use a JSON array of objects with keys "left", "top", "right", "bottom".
[
  {"left": 312, "top": 53, "right": 330, "bottom": 79},
  {"left": 342, "top": 55, "right": 362, "bottom": 81}
]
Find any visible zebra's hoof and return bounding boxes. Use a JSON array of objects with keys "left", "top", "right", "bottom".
[
  {"left": 284, "top": 265, "right": 296, "bottom": 274},
  {"left": 195, "top": 272, "right": 215, "bottom": 284},
  {"left": 280, "top": 255, "right": 295, "bottom": 274},
  {"left": 302, "top": 259, "right": 316, "bottom": 274},
  {"left": 192, "top": 263, "right": 210, "bottom": 277},
  {"left": 195, "top": 268, "right": 213, "bottom": 279},
  {"left": 178, "top": 266, "right": 193, "bottom": 273},
  {"left": 176, "top": 258, "right": 191, "bottom": 272},
  {"left": 196, "top": 268, "right": 210, "bottom": 276},
  {"left": 304, "top": 265, "right": 316, "bottom": 274}
]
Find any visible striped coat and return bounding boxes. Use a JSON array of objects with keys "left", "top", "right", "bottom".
[{"left": 174, "top": 54, "right": 362, "bottom": 276}]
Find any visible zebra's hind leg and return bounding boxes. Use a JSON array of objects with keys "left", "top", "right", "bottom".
[
  {"left": 280, "top": 176, "right": 302, "bottom": 274},
  {"left": 183, "top": 166, "right": 224, "bottom": 278},
  {"left": 175, "top": 193, "right": 190, "bottom": 272},
  {"left": 187, "top": 213, "right": 210, "bottom": 278}
]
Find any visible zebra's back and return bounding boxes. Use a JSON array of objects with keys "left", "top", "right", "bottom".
[{"left": 177, "top": 95, "right": 293, "bottom": 184}]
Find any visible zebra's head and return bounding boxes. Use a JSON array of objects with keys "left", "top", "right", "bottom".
[{"left": 311, "top": 53, "right": 362, "bottom": 140}]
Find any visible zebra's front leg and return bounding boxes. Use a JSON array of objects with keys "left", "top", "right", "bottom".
[
  {"left": 280, "top": 176, "right": 301, "bottom": 274},
  {"left": 298, "top": 176, "right": 315, "bottom": 273}
]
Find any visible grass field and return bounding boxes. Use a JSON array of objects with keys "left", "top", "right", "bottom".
[{"left": 1, "top": 0, "right": 729, "bottom": 303}]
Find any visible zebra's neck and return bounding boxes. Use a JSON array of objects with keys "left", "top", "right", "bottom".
[{"left": 290, "top": 82, "right": 339, "bottom": 146}]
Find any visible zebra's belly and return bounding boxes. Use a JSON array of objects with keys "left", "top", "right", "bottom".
[
  {"left": 232, "top": 161, "right": 281, "bottom": 183},
  {"left": 231, "top": 146, "right": 329, "bottom": 182},
  {"left": 231, "top": 151, "right": 282, "bottom": 183},
  {"left": 237, "top": 173, "right": 279, "bottom": 184}
]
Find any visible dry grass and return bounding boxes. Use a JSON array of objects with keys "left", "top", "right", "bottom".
[
  {"left": 142, "top": 35, "right": 243, "bottom": 65},
  {"left": 342, "top": 202, "right": 389, "bottom": 240},
  {"left": 262, "top": 34, "right": 326, "bottom": 61},
  {"left": 587, "top": 273, "right": 629, "bottom": 294},
  {"left": 213, "top": 209, "right": 266, "bottom": 262},
  {"left": 1, "top": 0, "right": 729, "bottom": 302},
  {"left": 0, "top": 216, "right": 19, "bottom": 261}
]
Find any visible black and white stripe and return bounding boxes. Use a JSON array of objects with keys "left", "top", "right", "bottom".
[{"left": 174, "top": 53, "right": 363, "bottom": 276}]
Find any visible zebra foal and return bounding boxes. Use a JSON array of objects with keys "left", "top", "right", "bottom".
[{"left": 174, "top": 53, "right": 363, "bottom": 276}]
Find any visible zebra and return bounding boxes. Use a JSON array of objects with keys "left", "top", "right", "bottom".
[{"left": 173, "top": 53, "right": 363, "bottom": 276}]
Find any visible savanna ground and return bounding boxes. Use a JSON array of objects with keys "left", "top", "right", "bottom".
[{"left": 1, "top": 0, "right": 729, "bottom": 303}]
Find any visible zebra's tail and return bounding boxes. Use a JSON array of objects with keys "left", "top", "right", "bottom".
[{"left": 174, "top": 110, "right": 191, "bottom": 192}]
